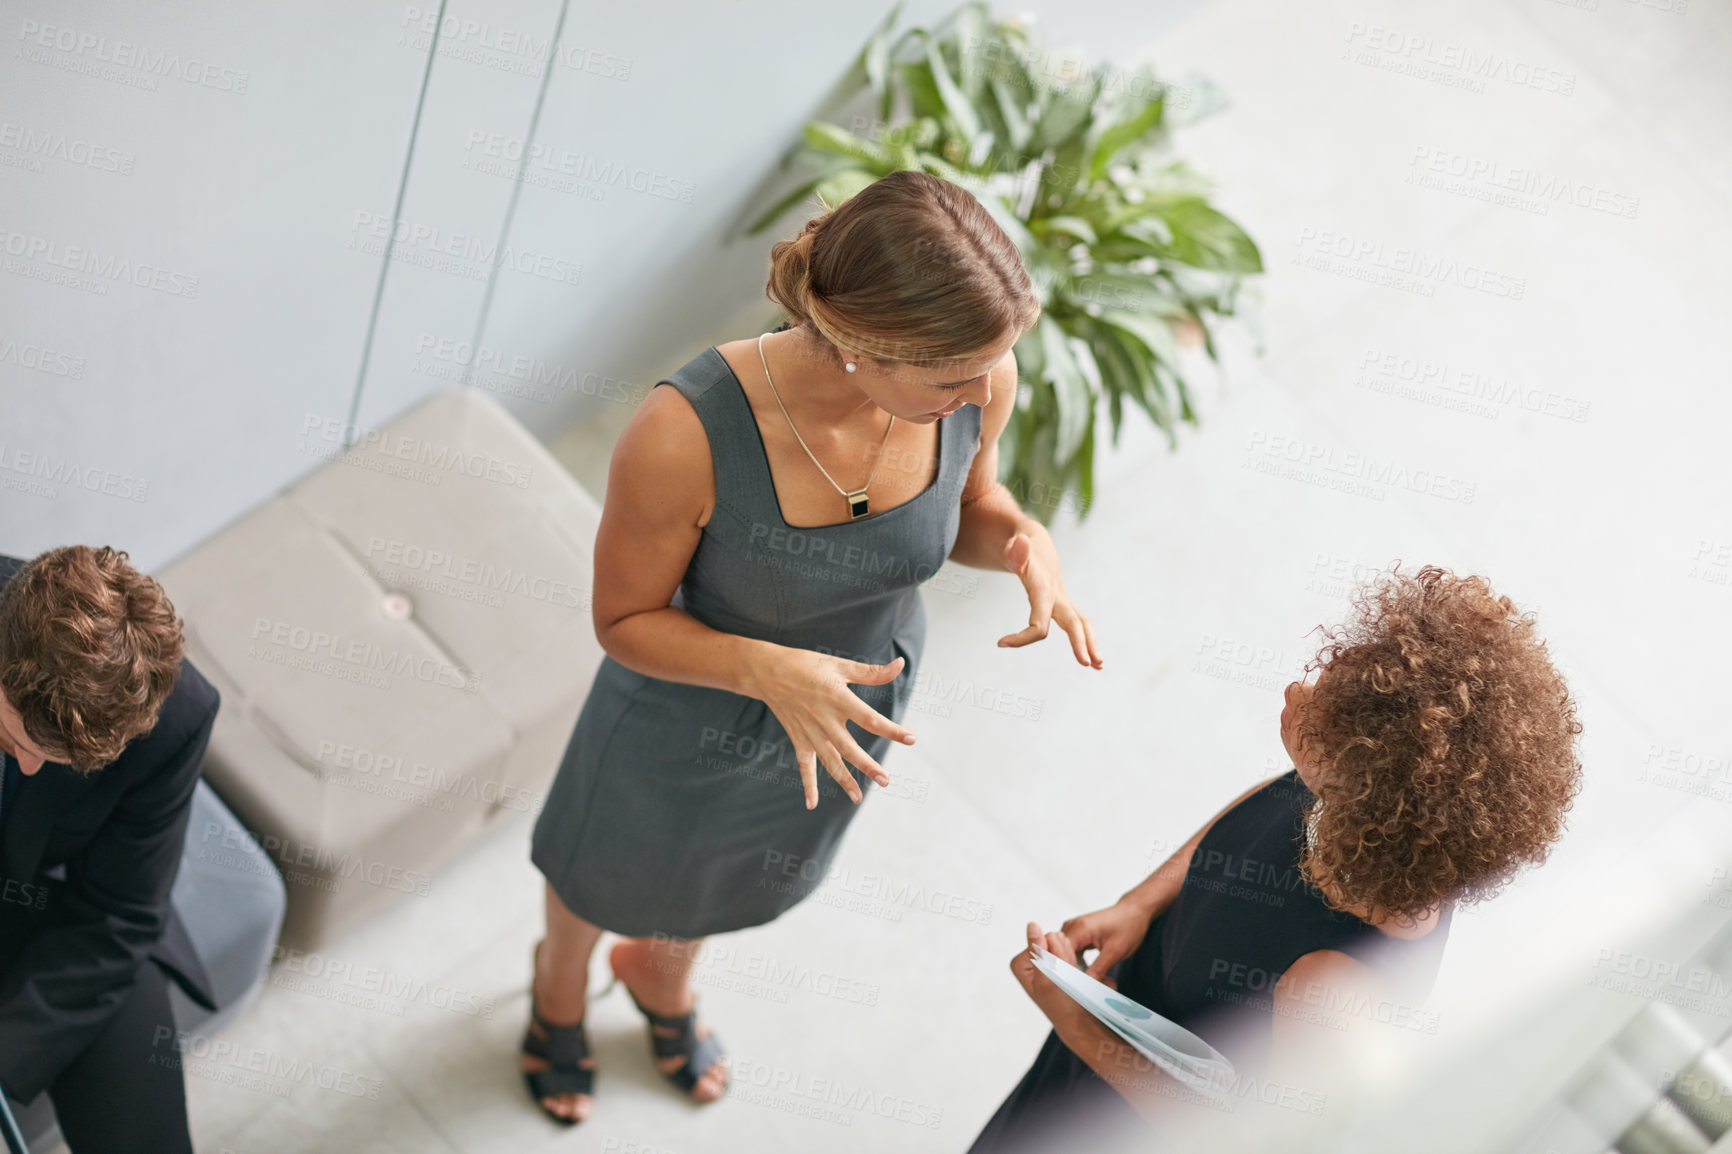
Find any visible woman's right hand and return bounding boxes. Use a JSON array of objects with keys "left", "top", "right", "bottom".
[
  {"left": 1061, "top": 898, "right": 1155, "bottom": 987},
  {"left": 748, "top": 647, "right": 917, "bottom": 810}
]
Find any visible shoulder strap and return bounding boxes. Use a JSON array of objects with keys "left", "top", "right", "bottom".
[
  {"left": 944, "top": 399, "right": 985, "bottom": 482},
  {"left": 657, "top": 347, "right": 775, "bottom": 523}
]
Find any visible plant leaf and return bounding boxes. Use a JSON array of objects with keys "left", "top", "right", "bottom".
[
  {"left": 1100, "top": 308, "right": 1183, "bottom": 370},
  {"left": 745, "top": 174, "right": 825, "bottom": 235},
  {"left": 1073, "top": 418, "right": 1096, "bottom": 518},
  {"left": 1041, "top": 317, "right": 1094, "bottom": 463},
  {"left": 804, "top": 122, "right": 894, "bottom": 169},
  {"left": 1100, "top": 192, "right": 1207, "bottom": 235},
  {"left": 1058, "top": 270, "right": 1174, "bottom": 315},
  {"left": 926, "top": 36, "right": 982, "bottom": 144},
  {"left": 1087, "top": 96, "right": 1163, "bottom": 183},
  {"left": 1157, "top": 200, "right": 1263, "bottom": 273},
  {"left": 899, "top": 47, "right": 946, "bottom": 122},
  {"left": 989, "top": 78, "right": 1033, "bottom": 154},
  {"left": 1042, "top": 215, "right": 1098, "bottom": 245},
  {"left": 1127, "top": 334, "right": 1173, "bottom": 432},
  {"left": 1034, "top": 134, "right": 1089, "bottom": 215},
  {"left": 813, "top": 168, "right": 881, "bottom": 210},
  {"left": 1085, "top": 322, "right": 1135, "bottom": 442},
  {"left": 741, "top": 4, "right": 1256, "bottom": 520},
  {"left": 862, "top": 2, "right": 904, "bottom": 115},
  {"left": 953, "top": 2, "right": 991, "bottom": 103},
  {"left": 1028, "top": 76, "right": 1098, "bottom": 154}
]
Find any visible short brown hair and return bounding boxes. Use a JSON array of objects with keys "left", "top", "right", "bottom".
[
  {"left": 1293, "top": 565, "right": 1583, "bottom": 921},
  {"left": 0, "top": 546, "right": 186, "bottom": 772},
  {"left": 766, "top": 170, "right": 1041, "bottom": 367}
]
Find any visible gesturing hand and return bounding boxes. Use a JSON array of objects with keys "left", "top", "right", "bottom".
[
  {"left": 750, "top": 647, "right": 916, "bottom": 810},
  {"left": 998, "top": 532, "right": 1103, "bottom": 669}
]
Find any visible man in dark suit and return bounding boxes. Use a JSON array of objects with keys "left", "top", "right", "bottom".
[{"left": 0, "top": 545, "right": 221, "bottom": 1154}]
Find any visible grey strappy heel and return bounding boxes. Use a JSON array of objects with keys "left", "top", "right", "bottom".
[
  {"left": 521, "top": 942, "right": 595, "bottom": 1125},
  {"left": 624, "top": 989, "right": 729, "bottom": 1100}
]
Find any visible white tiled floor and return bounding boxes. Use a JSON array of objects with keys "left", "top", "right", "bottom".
[{"left": 165, "top": 0, "right": 1732, "bottom": 1150}]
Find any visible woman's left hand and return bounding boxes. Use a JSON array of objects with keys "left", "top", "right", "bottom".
[
  {"left": 998, "top": 532, "right": 1102, "bottom": 669},
  {"left": 1010, "top": 921, "right": 1082, "bottom": 1009}
]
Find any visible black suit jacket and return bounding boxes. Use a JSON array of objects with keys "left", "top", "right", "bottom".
[{"left": 0, "top": 552, "right": 221, "bottom": 1103}]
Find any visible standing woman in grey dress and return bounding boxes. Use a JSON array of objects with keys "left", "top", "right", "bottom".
[{"left": 519, "top": 169, "right": 1104, "bottom": 1124}]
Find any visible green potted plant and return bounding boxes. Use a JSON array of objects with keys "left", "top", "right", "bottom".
[{"left": 747, "top": 1, "right": 1264, "bottom": 522}]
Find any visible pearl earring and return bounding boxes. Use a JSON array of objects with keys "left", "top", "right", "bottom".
[{"left": 844, "top": 361, "right": 857, "bottom": 373}]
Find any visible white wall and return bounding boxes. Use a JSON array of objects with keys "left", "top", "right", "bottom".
[
  {"left": 1, "top": 0, "right": 1206, "bottom": 571},
  {"left": 1, "top": 1, "right": 430, "bottom": 569}
]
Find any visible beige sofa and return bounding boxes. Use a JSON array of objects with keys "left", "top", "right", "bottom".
[{"left": 159, "top": 388, "right": 604, "bottom": 949}]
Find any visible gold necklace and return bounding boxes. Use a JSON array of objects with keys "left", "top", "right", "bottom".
[{"left": 756, "top": 332, "right": 895, "bottom": 519}]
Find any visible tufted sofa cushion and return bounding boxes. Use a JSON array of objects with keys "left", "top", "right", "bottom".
[{"left": 158, "top": 388, "right": 603, "bottom": 948}]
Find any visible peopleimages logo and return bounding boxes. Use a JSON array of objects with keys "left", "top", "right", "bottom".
[
  {"left": 1354, "top": 346, "right": 1590, "bottom": 423},
  {"left": 760, "top": 850, "right": 994, "bottom": 926},
  {"left": 1293, "top": 227, "right": 1524, "bottom": 300},
  {"left": 1591, "top": 948, "right": 1732, "bottom": 1012},
  {"left": 462, "top": 131, "right": 696, "bottom": 203},
  {"left": 0, "top": 225, "right": 200, "bottom": 297},
  {"left": 269, "top": 945, "right": 496, "bottom": 1018},
  {"left": 348, "top": 211, "right": 581, "bottom": 286},
  {"left": 300, "top": 416, "right": 533, "bottom": 489},
  {"left": 248, "top": 617, "right": 483, "bottom": 693},
  {"left": 16, "top": 20, "right": 251, "bottom": 93},
  {"left": 1406, "top": 146, "right": 1639, "bottom": 219},
  {"left": 197, "top": 821, "right": 434, "bottom": 897},
  {"left": 725, "top": 1057, "right": 944, "bottom": 1130},
  {"left": 314, "top": 740, "right": 544, "bottom": 815},
  {"left": 0, "top": 334, "right": 86, "bottom": 378},
  {"left": 362, "top": 536, "right": 585, "bottom": 609},
  {"left": 747, "top": 523, "right": 944, "bottom": 584},
  {"left": 412, "top": 332, "right": 648, "bottom": 404},
  {"left": 1342, "top": 22, "right": 1576, "bottom": 95},
  {"left": 1243, "top": 430, "right": 1477, "bottom": 504},
  {"left": 0, "top": 443, "right": 148, "bottom": 501},
  {"left": 150, "top": 1028, "right": 381, "bottom": 1100},
  {"left": 0, "top": 119, "right": 134, "bottom": 175}
]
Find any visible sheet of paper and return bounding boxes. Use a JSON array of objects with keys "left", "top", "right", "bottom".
[{"left": 1030, "top": 946, "right": 1236, "bottom": 1099}]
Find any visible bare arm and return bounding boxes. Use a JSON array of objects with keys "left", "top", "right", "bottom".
[
  {"left": 1268, "top": 936, "right": 1437, "bottom": 1103},
  {"left": 1016, "top": 774, "right": 1338, "bottom": 1125},
  {"left": 1059, "top": 771, "right": 1289, "bottom": 984},
  {"left": 1121, "top": 773, "right": 1284, "bottom": 920},
  {"left": 589, "top": 383, "right": 915, "bottom": 809},
  {"left": 1043, "top": 986, "right": 1183, "bottom": 1125},
  {"left": 1011, "top": 923, "right": 1213, "bottom": 1128},
  {"left": 947, "top": 353, "right": 1103, "bottom": 667},
  {"left": 947, "top": 352, "right": 1036, "bottom": 570},
  {"left": 589, "top": 383, "right": 772, "bottom": 694},
  {"left": 1023, "top": 942, "right": 1355, "bottom": 1127}
]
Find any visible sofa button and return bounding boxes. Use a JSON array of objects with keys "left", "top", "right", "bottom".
[{"left": 381, "top": 592, "right": 414, "bottom": 622}]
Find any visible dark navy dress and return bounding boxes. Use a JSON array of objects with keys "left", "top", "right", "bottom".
[{"left": 968, "top": 770, "right": 1453, "bottom": 1153}]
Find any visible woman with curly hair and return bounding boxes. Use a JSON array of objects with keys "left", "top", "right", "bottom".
[{"left": 969, "top": 564, "right": 1583, "bottom": 1153}]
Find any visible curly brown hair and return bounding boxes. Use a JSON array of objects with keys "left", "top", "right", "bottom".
[
  {"left": 0, "top": 545, "right": 186, "bottom": 772},
  {"left": 1291, "top": 564, "right": 1582, "bottom": 922}
]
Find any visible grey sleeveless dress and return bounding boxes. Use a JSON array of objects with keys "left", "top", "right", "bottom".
[{"left": 531, "top": 343, "right": 983, "bottom": 939}]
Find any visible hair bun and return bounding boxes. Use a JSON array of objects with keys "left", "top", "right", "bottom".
[
  {"left": 794, "top": 215, "right": 826, "bottom": 295},
  {"left": 766, "top": 212, "right": 828, "bottom": 329},
  {"left": 762, "top": 170, "right": 1043, "bottom": 364}
]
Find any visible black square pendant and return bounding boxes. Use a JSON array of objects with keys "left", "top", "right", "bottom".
[{"left": 848, "top": 493, "right": 870, "bottom": 518}]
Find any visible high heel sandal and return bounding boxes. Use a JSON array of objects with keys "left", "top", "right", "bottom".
[
  {"left": 520, "top": 942, "right": 596, "bottom": 1126},
  {"left": 623, "top": 988, "right": 729, "bottom": 1101}
]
